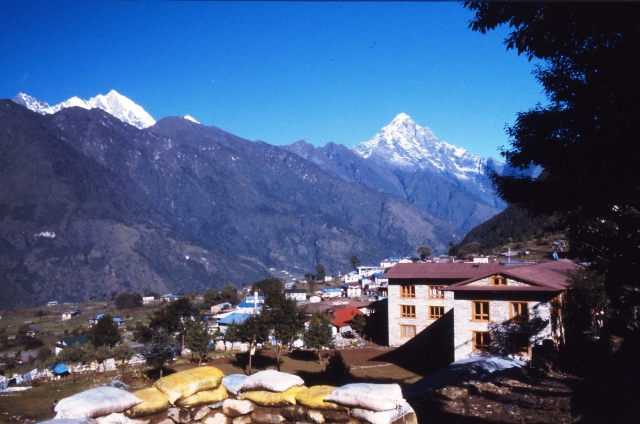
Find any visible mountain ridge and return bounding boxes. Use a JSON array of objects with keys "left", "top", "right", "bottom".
[{"left": 0, "top": 99, "right": 458, "bottom": 308}]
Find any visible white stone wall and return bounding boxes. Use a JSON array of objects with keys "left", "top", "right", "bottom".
[
  {"left": 453, "top": 297, "right": 553, "bottom": 361},
  {"left": 387, "top": 284, "right": 454, "bottom": 347}
]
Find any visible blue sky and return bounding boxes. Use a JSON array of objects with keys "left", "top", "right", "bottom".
[{"left": 0, "top": 1, "right": 545, "bottom": 159}]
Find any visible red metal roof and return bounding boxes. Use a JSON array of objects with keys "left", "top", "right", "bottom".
[{"left": 329, "top": 307, "right": 363, "bottom": 329}]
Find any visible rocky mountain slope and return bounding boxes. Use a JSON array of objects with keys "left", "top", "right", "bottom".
[
  {"left": 0, "top": 99, "right": 457, "bottom": 308},
  {"left": 284, "top": 114, "right": 506, "bottom": 232}
]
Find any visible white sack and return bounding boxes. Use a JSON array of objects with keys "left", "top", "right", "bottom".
[
  {"left": 240, "top": 370, "right": 304, "bottom": 393},
  {"left": 38, "top": 420, "right": 97, "bottom": 424},
  {"left": 350, "top": 400, "right": 415, "bottom": 424},
  {"left": 325, "top": 383, "right": 404, "bottom": 412},
  {"left": 222, "top": 374, "right": 248, "bottom": 396},
  {"left": 55, "top": 386, "right": 141, "bottom": 418}
]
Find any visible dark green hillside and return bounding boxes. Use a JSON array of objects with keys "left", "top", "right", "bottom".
[{"left": 452, "top": 204, "right": 560, "bottom": 253}]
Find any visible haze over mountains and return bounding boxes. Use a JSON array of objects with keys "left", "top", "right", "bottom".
[{"left": 1, "top": 91, "right": 507, "bottom": 308}]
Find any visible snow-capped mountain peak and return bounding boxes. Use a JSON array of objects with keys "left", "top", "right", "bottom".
[
  {"left": 12, "top": 90, "right": 155, "bottom": 129},
  {"left": 352, "top": 113, "right": 501, "bottom": 183}
]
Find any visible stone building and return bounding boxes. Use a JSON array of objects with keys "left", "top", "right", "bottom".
[{"left": 386, "top": 260, "right": 579, "bottom": 361}]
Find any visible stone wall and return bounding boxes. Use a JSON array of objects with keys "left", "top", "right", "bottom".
[{"left": 388, "top": 283, "right": 454, "bottom": 347}]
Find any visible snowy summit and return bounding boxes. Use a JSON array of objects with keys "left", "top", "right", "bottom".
[
  {"left": 352, "top": 113, "right": 500, "bottom": 181},
  {"left": 13, "top": 90, "right": 156, "bottom": 129}
]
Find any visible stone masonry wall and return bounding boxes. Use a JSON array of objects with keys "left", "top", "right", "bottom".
[{"left": 388, "top": 283, "right": 454, "bottom": 347}]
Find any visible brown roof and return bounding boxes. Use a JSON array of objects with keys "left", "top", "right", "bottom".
[
  {"left": 444, "top": 259, "right": 579, "bottom": 292},
  {"left": 385, "top": 262, "right": 509, "bottom": 281},
  {"left": 385, "top": 260, "right": 579, "bottom": 293}
]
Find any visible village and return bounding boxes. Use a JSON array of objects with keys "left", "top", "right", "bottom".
[{"left": 0, "top": 244, "right": 632, "bottom": 423}]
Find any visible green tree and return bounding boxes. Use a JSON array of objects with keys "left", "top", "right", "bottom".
[
  {"left": 184, "top": 319, "right": 210, "bottom": 365},
  {"left": 112, "top": 344, "right": 134, "bottom": 376},
  {"left": 566, "top": 268, "right": 609, "bottom": 334},
  {"left": 91, "top": 315, "right": 120, "bottom": 348},
  {"left": 315, "top": 264, "right": 326, "bottom": 282},
  {"left": 221, "top": 285, "right": 239, "bottom": 304},
  {"left": 350, "top": 255, "right": 361, "bottom": 271},
  {"left": 237, "top": 315, "right": 269, "bottom": 375},
  {"left": 349, "top": 313, "right": 367, "bottom": 337},
  {"left": 202, "top": 289, "right": 221, "bottom": 309},
  {"left": 133, "top": 322, "right": 154, "bottom": 344},
  {"left": 148, "top": 297, "right": 196, "bottom": 335},
  {"left": 417, "top": 246, "right": 432, "bottom": 261},
  {"left": 261, "top": 279, "right": 305, "bottom": 371},
  {"left": 36, "top": 346, "right": 54, "bottom": 365},
  {"left": 304, "top": 311, "right": 333, "bottom": 364},
  {"left": 464, "top": 3, "right": 640, "bottom": 327},
  {"left": 115, "top": 293, "right": 143, "bottom": 310},
  {"left": 224, "top": 322, "right": 240, "bottom": 351},
  {"left": 140, "top": 329, "right": 181, "bottom": 378},
  {"left": 252, "top": 278, "right": 282, "bottom": 296},
  {"left": 92, "top": 345, "right": 112, "bottom": 376}
]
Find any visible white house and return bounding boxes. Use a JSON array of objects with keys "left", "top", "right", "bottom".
[
  {"left": 357, "top": 266, "right": 385, "bottom": 278},
  {"left": 285, "top": 289, "right": 307, "bottom": 302},
  {"left": 344, "top": 271, "right": 360, "bottom": 284}
]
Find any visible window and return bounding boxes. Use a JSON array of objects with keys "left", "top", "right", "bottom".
[
  {"left": 400, "top": 325, "right": 416, "bottom": 338},
  {"left": 429, "top": 306, "right": 444, "bottom": 319},
  {"left": 400, "top": 285, "right": 415, "bottom": 298},
  {"left": 509, "top": 333, "right": 530, "bottom": 355},
  {"left": 472, "top": 301, "right": 490, "bottom": 321},
  {"left": 491, "top": 275, "right": 506, "bottom": 286},
  {"left": 473, "top": 331, "right": 491, "bottom": 352},
  {"left": 400, "top": 305, "right": 416, "bottom": 318},
  {"left": 510, "top": 302, "right": 529, "bottom": 322},
  {"left": 428, "top": 285, "right": 444, "bottom": 299}
]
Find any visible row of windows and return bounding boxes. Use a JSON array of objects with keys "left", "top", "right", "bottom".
[
  {"left": 399, "top": 302, "right": 529, "bottom": 322},
  {"left": 472, "top": 301, "right": 529, "bottom": 322},
  {"left": 397, "top": 327, "right": 530, "bottom": 355},
  {"left": 472, "top": 331, "right": 530, "bottom": 355},
  {"left": 400, "top": 305, "right": 444, "bottom": 319},
  {"left": 400, "top": 285, "right": 444, "bottom": 298}
]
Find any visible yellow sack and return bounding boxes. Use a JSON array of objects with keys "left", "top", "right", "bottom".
[
  {"left": 154, "top": 366, "right": 225, "bottom": 404},
  {"left": 295, "top": 385, "right": 346, "bottom": 411},
  {"left": 125, "top": 387, "right": 171, "bottom": 418},
  {"left": 241, "top": 386, "right": 306, "bottom": 407},
  {"left": 176, "top": 384, "right": 228, "bottom": 408}
]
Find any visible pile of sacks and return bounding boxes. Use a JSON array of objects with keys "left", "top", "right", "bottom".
[{"left": 39, "top": 367, "right": 417, "bottom": 424}]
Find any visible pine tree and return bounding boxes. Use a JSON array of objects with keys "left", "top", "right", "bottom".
[{"left": 304, "top": 311, "right": 333, "bottom": 364}]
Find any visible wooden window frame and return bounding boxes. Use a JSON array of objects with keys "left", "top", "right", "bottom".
[
  {"left": 510, "top": 302, "right": 529, "bottom": 322},
  {"left": 400, "top": 285, "right": 416, "bottom": 298},
  {"left": 428, "top": 285, "right": 445, "bottom": 299},
  {"left": 472, "top": 331, "right": 491, "bottom": 352},
  {"left": 400, "top": 304, "right": 416, "bottom": 318},
  {"left": 400, "top": 324, "right": 417, "bottom": 339},
  {"left": 472, "top": 301, "right": 490, "bottom": 321},
  {"left": 491, "top": 275, "right": 507, "bottom": 286},
  {"left": 429, "top": 306, "right": 445, "bottom": 320}
]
